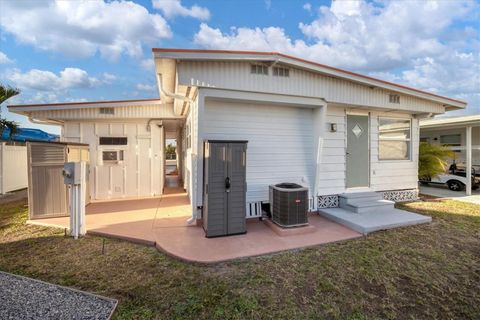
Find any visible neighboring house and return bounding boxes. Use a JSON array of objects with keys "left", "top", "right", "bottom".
[
  {"left": 8, "top": 49, "right": 466, "bottom": 220},
  {"left": 0, "top": 127, "right": 58, "bottom": 194},
  {"left": 420, "top": 115, "right": 480, "bottom": 195}
]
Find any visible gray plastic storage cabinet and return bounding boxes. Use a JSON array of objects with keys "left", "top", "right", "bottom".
[{"left": 203, "top": 140, "right": 247, "bottom": 238}]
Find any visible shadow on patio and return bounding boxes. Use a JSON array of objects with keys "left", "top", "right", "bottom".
[{"left": 28, "top": 184, "right": 362, "bottom": 263}]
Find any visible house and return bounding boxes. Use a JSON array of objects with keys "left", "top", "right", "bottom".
[
  {"left": 8, "top": 49, "right": 466, "bottom": 223},
  {"left": 420, "top": 115, "right": 479, "bottom": 195}
]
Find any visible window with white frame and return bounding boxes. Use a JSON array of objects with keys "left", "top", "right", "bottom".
[
  {"left": 102, "top": 150, "right": 124, "bottom": 163},
  {"left": 378, "top": 117, "right": 411, "bottom": 160}
]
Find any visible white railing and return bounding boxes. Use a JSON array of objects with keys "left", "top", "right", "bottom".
[{"left": 0, "top": 142, "right": 28, "bottom": 194}]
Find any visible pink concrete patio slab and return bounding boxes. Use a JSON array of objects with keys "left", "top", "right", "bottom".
[
  {"left": 28, "top": 182, "right": 362, "bottom": 263},
  {"left": 153, "top": 214, "right": 361, "bottom": 263}
]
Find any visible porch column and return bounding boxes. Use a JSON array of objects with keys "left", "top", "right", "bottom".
[{"left": 466, "top": 126, "right": 472, "bottom": 196}]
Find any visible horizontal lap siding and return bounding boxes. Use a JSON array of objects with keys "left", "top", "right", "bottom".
[
  {"left": 317, "top": 106, "right": 346, "bottom": 195},
  {"left": 370, "top": 112, "right": 419, "bottom": 191},
  {"left": 203, "top": 100, "right": 315, "bottom": 203}
]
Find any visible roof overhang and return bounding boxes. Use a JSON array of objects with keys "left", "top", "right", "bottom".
[
  {"left": 152, "top": 48, "right": 467, "bottom": 111},
  {"left": 420, "top": 115, "right": 480, "bottom": 130},
  {"left": 8, "top": 98, "right": 162, "bottom": 114}
]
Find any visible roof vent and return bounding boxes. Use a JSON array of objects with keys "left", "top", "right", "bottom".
[
  {"left": 389, "top": 94, "right": 400, "bottom": 104},
  {"left": 99, "top": 107, "right": 114, "bottom": 115}
]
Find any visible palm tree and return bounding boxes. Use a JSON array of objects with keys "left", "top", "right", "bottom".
[
  {"left": 0, "top": 83, "right": 19, "bottom": 138},
  {"left": 418, "top": 142, "right": 454, "bottom": 180}
]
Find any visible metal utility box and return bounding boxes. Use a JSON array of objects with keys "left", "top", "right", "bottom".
[
  {"left": 63, "top": 162, "right": 83, "bottom": 185},
  {"left": 202, "top": 140, "right": 247, "bottom": 238},
  {"left": 269, "top": 183, "right": 309, "bottom": 228},
  {"left": 27, "top": 141, "right": 89, "bottom": 220}
]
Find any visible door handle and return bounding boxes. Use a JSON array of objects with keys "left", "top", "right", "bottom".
[{"left": 225, "top": 177, "right": 231, "bottom": 192}]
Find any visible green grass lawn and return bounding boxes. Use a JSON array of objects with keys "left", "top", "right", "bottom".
[{"left": 1, "top": 198, "right": 479, "bottom": 319}]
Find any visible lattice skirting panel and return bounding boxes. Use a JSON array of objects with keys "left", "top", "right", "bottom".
[
  {"left": 317, "top": 195, "right": 339, "bottom": 209},
  {"left": 382, "top": 189, "right": 418, "bottom": 202}
]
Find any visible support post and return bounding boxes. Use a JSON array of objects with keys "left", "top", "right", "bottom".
[{"left": 466, "top": 126, "right": 472, "bottom": 196}]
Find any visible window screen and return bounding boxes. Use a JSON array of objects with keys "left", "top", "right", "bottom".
[
  {"left": 378, "top": 118, "right": 411, "bottom": 160},
  {"left": 99, "top": 137, "right": 127, "bottom": 145}
]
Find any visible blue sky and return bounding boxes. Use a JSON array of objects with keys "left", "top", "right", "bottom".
[{"left": 0, "top": 0, "right": 479, "bottom": 134}]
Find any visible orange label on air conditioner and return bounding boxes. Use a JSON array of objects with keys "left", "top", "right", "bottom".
[{"left": 295, "top": 199, "right": 301, "bottom": 203}]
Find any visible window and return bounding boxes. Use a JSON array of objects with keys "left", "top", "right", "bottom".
[
  {"left": 273, "top": 66, "right": 289, "bottom": 77},
  {"left": 99, "top": 137, "right": 127, "bottom": 145},
  {"left": 102, "top": 150, "right": 124, "bottom": 162},
  {"left": 251, "top": 64, "right": 268, "bottom": 75},
  {"left": 440, "top": 134, "right": 461, "bottom": 147},
  {"left": 389, "top": 94, "right": 400, "bottom": 104},
  {"left": 99, "top": 107, "right": 114, "bottom": 115},
  {"left": 378, "top": 117, "right": 411, "bottom": 160}
]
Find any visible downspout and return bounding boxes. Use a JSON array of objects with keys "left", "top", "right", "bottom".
[{"left": 156, "top": 73, "right": 193, "bottom": 116}]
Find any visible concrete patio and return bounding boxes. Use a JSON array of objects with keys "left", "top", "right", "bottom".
[{"left": 28, "top": 178, "right": 362, "bottom": 263}]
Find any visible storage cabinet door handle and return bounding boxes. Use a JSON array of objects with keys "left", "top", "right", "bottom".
[{"left": 225, "top": 177, "right": 231, "bottom": 192}]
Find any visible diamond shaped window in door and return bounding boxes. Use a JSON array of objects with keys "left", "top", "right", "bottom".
[{"left": 352, "top": 124, "right": 363, "bottom": 138}]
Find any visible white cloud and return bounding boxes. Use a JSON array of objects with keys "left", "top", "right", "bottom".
[
  {"left": 0, "top": 51, "right": 13, "bottom": 64},
  {"left": 0, "top": 0, "right": 171, "bottom": 61},
  {"left": 136, "top": 83, "right": 157, "bottom": 92},
  {"left": 194, "top": 0, "right": 479, "bottom": 113},
  {"left": 194, "top": 1, "right": 475, "bottom": 71},
  {"left": 152, "top": 0, "right": 210, "bottom": 20},
  {"left": 140, "top": 58, "right": 155, "bottom": 71},
  {"left": 102, "top": 73, "right": 117, "bottom": 84},
  {"left": 303, "top": 3, "right": 312, "bottom": 12},
  {"left": 7, "top": 68, "right": 99, "bottom": 91}
]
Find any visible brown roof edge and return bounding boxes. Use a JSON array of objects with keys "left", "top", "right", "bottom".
[
  {"left": 8, "top": 98, "right": 160, "bottom": 108},
  {"left": 152, "top": 48, "right": 466, "bottom": 106}
]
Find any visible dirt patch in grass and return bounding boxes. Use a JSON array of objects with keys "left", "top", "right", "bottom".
[{"left": 1, "top": 199, "right": 479, "bottom": 319}]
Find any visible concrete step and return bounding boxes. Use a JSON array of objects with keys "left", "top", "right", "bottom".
[
  {"left": 318, "top": 207, "right": 432, "bottom": 235},
  {"left": 342, "top": 203, "right": 394, "bottom": 214},
  {"left": 339, "top": 192, "right": 383, "bottom": 201}
]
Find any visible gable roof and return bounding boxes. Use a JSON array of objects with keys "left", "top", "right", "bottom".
[{"left": 152, "top": 48, "right": 466, "bottom": 110}]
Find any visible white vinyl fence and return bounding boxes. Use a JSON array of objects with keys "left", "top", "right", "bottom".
[{"left": 0, "top": 142, "right": 28, "bottom": 194}]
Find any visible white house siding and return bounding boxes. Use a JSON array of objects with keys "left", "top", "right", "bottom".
[
  {"left": 201, "top": 99, "right": 315, "bottom": 204},
  {"left": 62, "top": 121, "right": 164, "bottom": 200},
  {"left": 0, "top": 143, "right": 28, "bottom": 194},
  {"left": 177, "top": 61, "right": 445, "bottom": 114},
  {"left": 316, "top": 105, "right": 419, "bottom": 195},
  {"left": 29, "top": 103, "right": 176, "bottom": 120},
  {"left": 370, "top": 111, "right": 419, "bottom": 191}
]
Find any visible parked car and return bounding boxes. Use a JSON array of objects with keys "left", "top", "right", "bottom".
[{"left": 420, "top": 166, "right": 480, "bottom": 191}]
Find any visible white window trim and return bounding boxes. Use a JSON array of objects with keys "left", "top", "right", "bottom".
[{"left": 378, "top": 117, "right": 412, "bottom": 161}]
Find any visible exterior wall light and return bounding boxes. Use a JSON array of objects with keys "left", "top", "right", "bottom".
[{"left": 330, "top": 123, "right": 337, "bottom": 132}]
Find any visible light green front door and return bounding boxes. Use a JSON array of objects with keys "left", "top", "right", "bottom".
[{"left": 346, "top": 115, "right": 369, "bottom": 188}]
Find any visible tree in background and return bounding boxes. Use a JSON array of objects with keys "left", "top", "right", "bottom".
[
  {"left": 418, "top": 142, "right": 454, "bottom": 180},
  {"left": 0, "top": 83, "right": 19, "bottom": 138},
  {"left": 166, "top": 143, "right": 176, "bottom": 160}
]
